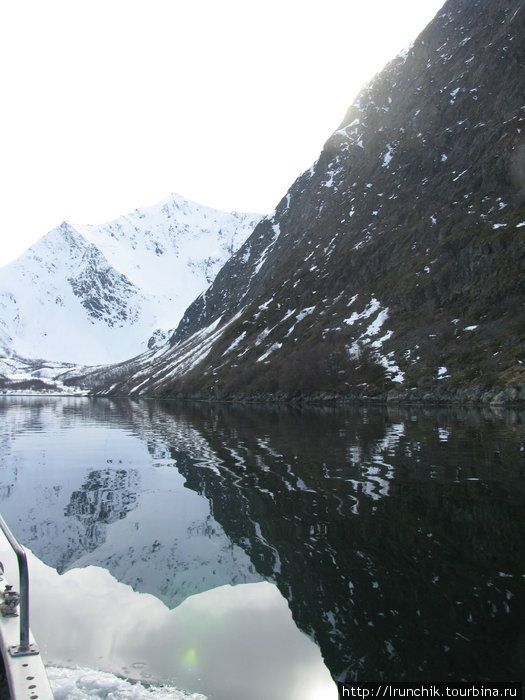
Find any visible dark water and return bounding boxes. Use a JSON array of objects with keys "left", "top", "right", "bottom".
[{"left": 0, "top": 397, "right": 523, "bottom": 696}]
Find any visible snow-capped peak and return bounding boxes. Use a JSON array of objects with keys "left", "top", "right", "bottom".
[{"left": 0, "top": 194, "right": 262, "bottom": 365}]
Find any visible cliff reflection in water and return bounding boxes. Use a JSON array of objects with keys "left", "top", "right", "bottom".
[
  {"left": 0, "top": 397, "right": 524, "bottom": 684},
  {"left": 150, "top": 401, "right": 525, "bottom": 682}
]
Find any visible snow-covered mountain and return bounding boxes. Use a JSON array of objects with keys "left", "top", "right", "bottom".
[
  {"left": 0, "top": 193, "right": 262, "bottom": 366},
  {"left": 81, "top": 0, "right": 525, "bottom": 404}
]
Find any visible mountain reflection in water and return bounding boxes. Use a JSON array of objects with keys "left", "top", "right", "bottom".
[
  {"left": 19, "top": 553, "right": 333, "bottom": 700},
  {"left": 0, "top": 396, "right": 523, "bottom": 688}
]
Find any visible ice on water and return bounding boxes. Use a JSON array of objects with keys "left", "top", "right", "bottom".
[{"left": 47, "top": 666, "right": 207, "bottom": 700}]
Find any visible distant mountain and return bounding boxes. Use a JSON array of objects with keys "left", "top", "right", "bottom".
[
  {"left": 0, "top": 193, "right": 261, "bottom": 366},
  {"left": 82, "top": 0, "right": 524, "bottom": 404}
]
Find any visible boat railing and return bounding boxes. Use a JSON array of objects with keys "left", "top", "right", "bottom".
[{"left": 0, "top": 514, "right": 35, "bottom": 656}]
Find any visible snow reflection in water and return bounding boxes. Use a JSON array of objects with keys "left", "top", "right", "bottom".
[
  {"left": 0, "top": 548, "right": 336, "bottom": 700},
  {"left": 0, "top": 396, "right": 524, "bottom": 688},
  {"left": 0, "top": 396, "right": 337, "bottom": 699}
]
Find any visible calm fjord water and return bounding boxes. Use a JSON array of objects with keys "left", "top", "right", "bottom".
[{"left": 0, "top": 396, "right": 523, "bottom": 697}]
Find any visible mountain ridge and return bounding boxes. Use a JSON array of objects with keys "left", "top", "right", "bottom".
[
  {"left": 0, "top": 193, "right": 262, "bottom": 370},
  {"left": 79, "top": 0, "right": 524, "bottom": 404}
]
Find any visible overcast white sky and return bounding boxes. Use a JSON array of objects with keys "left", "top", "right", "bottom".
[{"left": 1, "top": 0, "right": 445, "bottom": 267}]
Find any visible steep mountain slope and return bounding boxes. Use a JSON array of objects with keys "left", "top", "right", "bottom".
[
  {"left": 82, "top": 0, "right": 525, "bottom": 402},
  {"left": 0, "top": 193, "right": 261, "bottom": 366}
]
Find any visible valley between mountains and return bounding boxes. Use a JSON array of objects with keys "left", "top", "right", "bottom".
[{"left": 1, "top": 0, "right": 524, "bottom": 404}]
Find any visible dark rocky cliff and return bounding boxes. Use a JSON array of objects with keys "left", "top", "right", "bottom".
[{"left": 88, "top": 0, "right": 525, "bottom": 403}]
